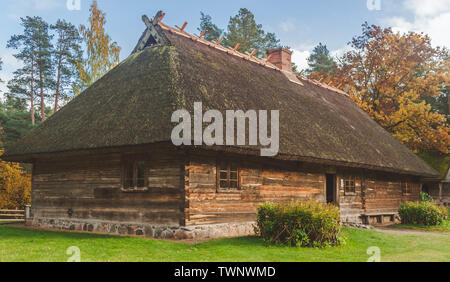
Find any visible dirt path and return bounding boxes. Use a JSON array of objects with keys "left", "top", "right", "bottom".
[{"left": 374, "top": 227, "right": 449, "bottom": 237}]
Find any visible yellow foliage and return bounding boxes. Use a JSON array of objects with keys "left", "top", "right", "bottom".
[
  {"left": 0, "top": 150, "right": 31, "bottom": 209},
  {"left": 74, "top": 1, "right": 121, "bottom": 94},
  {"left": 310, "top": 24, "right": 450, "bottom": 154}
]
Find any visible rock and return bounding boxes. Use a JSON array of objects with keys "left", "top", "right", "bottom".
[
  {"left": 161, "top": 229, "right": 174, "bottom": 239},
  {"left": 174, "top": 229, "right": 193, "bottom": 240}
]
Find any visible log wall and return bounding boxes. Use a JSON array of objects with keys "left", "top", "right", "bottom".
[
  {"left": 32, "top": 145, "right": 185, "bottom": 227},
  {"left": 30, "top": 145, "right": 423, "bottom": 235},
  {"left": 185, "top": 152, "right": 326, "bottom": 226}
]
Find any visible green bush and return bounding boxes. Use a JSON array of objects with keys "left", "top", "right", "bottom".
[
  {"left": 420, "top": 192, "right": 431, "bottom": 203},
  {"left": 398, "top": 202, "right": 448, "bottom": 226},
  {"left": 255, "top": 201, "right": 341, "bottom": 248}
]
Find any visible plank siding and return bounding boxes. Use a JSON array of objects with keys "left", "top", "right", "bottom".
[
  {"left": 30, "top": 144, "right": 423, "bottom": 230},
  {"left": 32, "top": 145, "right": 185, "bottom": 227},
  {"left": 185, "top": 152, "right": 325, "bottom": 226}
]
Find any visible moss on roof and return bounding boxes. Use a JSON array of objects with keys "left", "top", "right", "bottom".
[{"left": 2, "top": 29, "right": 438, "bottom": 177}]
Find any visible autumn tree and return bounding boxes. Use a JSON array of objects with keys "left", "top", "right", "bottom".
[
  {"left": 223, "top": 8, "right": 281, "bottom": 57},
  {"left": 51, "top": 19, "right": 83, "bottom": 113},
  {"left": 310, "top": 23, "right": 450, "bottom": 153},
  {"left": 75, "top": 1, "right": 121, "bottom": 94},
  {"left": 305, "top": 43, "right": 336, "bottom": 75},
  {"left": 7, "top": 17, "right": 54, "bottom": 124},
  {"left": 198, "top": 12, "right": 223, "bottom": 42},
  {"left": 0, "top": 150, "right": 31, "bottom": 209}
]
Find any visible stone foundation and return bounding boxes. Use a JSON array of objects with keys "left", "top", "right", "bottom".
[{"left": 32, "top": 218, "right": 256, "bottom": 240}]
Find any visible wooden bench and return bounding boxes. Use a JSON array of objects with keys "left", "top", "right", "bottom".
[{"left": 361, "top": 212, "right": 397, "bottom": 225}]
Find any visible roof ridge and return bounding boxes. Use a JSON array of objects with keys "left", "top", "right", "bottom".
[{"left": 156, "top": 15, "right": 350, "bottom": 98}]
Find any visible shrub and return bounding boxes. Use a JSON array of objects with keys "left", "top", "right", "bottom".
[
  {"left": 398, "top": 202, "right": 448, "bottom": 226},
  {"left": 0, "top": 150, "right": 31, "bottom": 209},
  {"left": 255, "top": 201, "right": 341, "bottom": 248},
  {"left": 420, "top": 192, "right": 431, "bottom": 203}
]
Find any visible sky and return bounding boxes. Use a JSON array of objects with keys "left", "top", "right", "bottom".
[{"left": 1, "top": 0, "right": 450, "bottom": 96}]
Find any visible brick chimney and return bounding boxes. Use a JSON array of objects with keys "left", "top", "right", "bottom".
[{"left": 266, "top": 48, "right": 293, "bottom": 72}]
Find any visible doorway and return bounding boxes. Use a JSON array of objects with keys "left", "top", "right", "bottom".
[{"left": 326, "top": 174, "right": 336, "bottom": 204}]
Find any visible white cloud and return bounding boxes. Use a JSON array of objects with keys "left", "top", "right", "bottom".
[
  {"left": 291, "top": 49, "right": 311, "bottom": 71},
  {"left": 382, "top": 0, "right": 450, "bottom": 48},
  {"left": 403, "top": 0, "right": 450, "bottom": 17},
  {"left": 1, "top": 51, "right": 23, "bottom": 70},
  {"left": 279, "top": 19, "right": 296, "bottom": 33},
  {"left": 291, "top": 44, "right": 350, "bottom": 72}
]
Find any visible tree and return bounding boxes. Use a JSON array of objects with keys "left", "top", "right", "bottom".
[
  {"left": 51, "top": 19, "right": 83, "bottom": 113},
  {"left": 0, "top": 98, "right": 37, "bottom": 150},
  {"left": 0, "top": 57, "right": 3, "bottom": 88},
  {"left": 223, "top": 8, "right": 280, "bottom": 57},
  {"left": 0, "top": 149, "right": 31, "bottom": 209},
  {"left": 75, "top": 0, "right": 121, "bottom": 94},
  {"left": 7, "top": 16, "right": 54, "bottom": 124},
  {"left": 305, "top": 43, "right": 336, "bottom": 75},
  {"left": 198, "top": 12, "right": 223, "bottom": 42},
  {"left": 310, "top": 23, "right": 450, "bottom": 154}
]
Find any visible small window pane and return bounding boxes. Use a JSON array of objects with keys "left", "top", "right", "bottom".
[
  {"left": 220, "top": 171, "right": 228, "bottom": 180},
  {"left": 125, "top": 162, "right": 134, "bottom": 188},
  {"left": 220, "top": 180, "right": 228, "bottom": 188},
  {"left": 136, "top": 161, "right": 146, "bottom": 187},
  {"left": 218, "top": 160, "right": 239, "bottom": 190}
]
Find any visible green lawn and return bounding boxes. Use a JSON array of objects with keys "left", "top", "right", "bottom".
[
  {"left": 0, "top": 225, "right": 449, "bottom": 262},
  {"left": 390, "top": 220, "right": 450, "bottom": 233}
]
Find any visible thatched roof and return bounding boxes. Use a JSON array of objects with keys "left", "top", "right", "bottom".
[{"left": 2, "top": 12, "right": 438, "bottom": 177}]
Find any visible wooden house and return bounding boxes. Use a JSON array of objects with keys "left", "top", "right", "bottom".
[
  {"left": 2, "top": 12, "right": 439, "bottom": 239},
  {"left": 423, "top": 168, "right": 450, "bottom": 206}
]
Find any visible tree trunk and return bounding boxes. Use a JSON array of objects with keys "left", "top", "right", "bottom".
[
  {"left": 30, "top": 49, "right": 35, "bottom": 125},
  {"left": 38, "top": 48, "right": 45, "bottom": 122},
  {"left": 54, "top": 51, "right": 62, "bottom": 113},
  {"left": 54, "top": 35, "right": 64, "bottom": 114}
]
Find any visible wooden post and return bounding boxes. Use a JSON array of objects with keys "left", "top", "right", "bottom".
[{"left": 439, "top": 182, "right": 443, "bottom": 204}]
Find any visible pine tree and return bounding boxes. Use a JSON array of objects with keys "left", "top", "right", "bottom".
[
  {"left": 34, "top": 18, "right": 54, "bottom": 122},
  {"left": 7, "top": 17, "right": 54, "bottom": 123},
  {"left": 75, "top": 0, "right": 121, "bottom": 94},
  {"left": 223, "top": 8, "right": 280, "bottom": 57},
  {"left": 51, "top": 19, "right": 83, "bottom": 113},
  {"left": 306, "top": 43, "right": 336, "bottom": 75},
  {"left": 7, "top": 17, "right": 38, "bottom": 125},
  {"left": 198, "top": 12, "right": 223, "bottom": 42}
]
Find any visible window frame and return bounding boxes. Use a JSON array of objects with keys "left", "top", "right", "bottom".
[
  {"left": 401, "top": 181, "right": 410, "bottom": 195},
  {"left": 121, "top": 157, "right": 149, "bottom": 192},
  {"left": 343, "top": 175, "right": 356, "bottom": 195},
  {"left": 216, "top": 159, "right": 240, "bottom": 192}
]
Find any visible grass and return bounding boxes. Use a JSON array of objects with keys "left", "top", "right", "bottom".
[
  {"left": 0, "top": 226, "right": 449, "bottom": 262},
  {"left": 390, "top": 220, "right": 450, "bottom": 233}
]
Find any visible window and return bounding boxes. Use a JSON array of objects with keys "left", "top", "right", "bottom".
[
  {"left": 401, "top": 181, "right": 409, "bottom": 195},
  {"left": 122, "top": 160, "right": 148, "bottom": 191},
  {"left": 343, "top": 176, "right": 356, "bottom": 194},
  {"left": 217, "top": 160, "right": 239, "bottom": 190}
]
